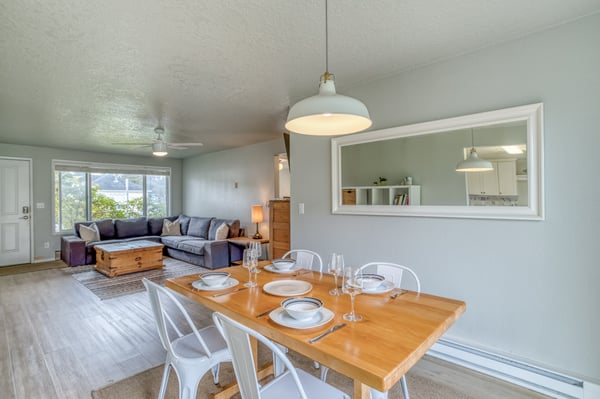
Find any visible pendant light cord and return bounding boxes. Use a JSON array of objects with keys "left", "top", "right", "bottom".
[{"left": 325, "top": 0, "right": 329, "bottom": 74}]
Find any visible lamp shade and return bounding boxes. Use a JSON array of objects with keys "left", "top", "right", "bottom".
[
  {"left": 251, "top": 205, "right": 264, "bottom": 223},
  {"left": 455, "top": 148, "right": 494, "bottom": 172},
  {"left": 285, "top": 78, "right": 372, "bottom": 136},
  {"left": 152, "top": 141, "right": 168, "bottom": 157}
]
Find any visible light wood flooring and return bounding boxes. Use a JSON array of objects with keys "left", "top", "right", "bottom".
[{"left": 0, "top": 266, "right": 549, "bottom": 399}]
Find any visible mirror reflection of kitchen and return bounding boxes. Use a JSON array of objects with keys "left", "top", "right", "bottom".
[{"left": 340, "top": 120, "right": 528, "bottom": 207}]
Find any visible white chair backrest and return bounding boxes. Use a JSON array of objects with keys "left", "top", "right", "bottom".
[
  {"left": 357, "top": 262, "right": 421, "bottom": 293},
  {"left": 212, "top": 312, "right": 308, "bottom": 399},
  {"left": 282, "top": 249, "right": 323, "bottom": 272},
  {"left": 143, "top": 278, "right": 213, "bottom": 358}
]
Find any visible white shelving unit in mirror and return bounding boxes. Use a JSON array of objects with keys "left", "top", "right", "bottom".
[{"left": 341, "top": 185, "right": 421, "bottom": 206}]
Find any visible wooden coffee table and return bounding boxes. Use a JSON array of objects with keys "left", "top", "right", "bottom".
[{"left": 94, "top": 240, "right": 164, "bottom": 277}]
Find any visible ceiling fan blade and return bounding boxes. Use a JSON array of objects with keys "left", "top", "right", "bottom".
[
  {"left": 169, "top": 142, "right": 204, "bottom": 146},
  {"left": 168, "top": 146, "right": 189, "bottom": 150},
  {"left": 112, "top": 142, "right": 153, "bottom": 146}
]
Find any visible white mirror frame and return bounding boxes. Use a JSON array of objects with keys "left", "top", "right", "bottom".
[{"left": 331, "top": 103, "right": 544, "bottom": 220}]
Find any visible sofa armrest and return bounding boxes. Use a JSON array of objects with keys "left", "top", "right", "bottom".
[
  {"left": 202, "top": 240, "right": 230, "bottom": 269},
  {"left": 61, "top": 235, "right": 87, "bottom": 266}
]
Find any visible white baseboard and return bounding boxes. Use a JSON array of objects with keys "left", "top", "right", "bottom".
[
  {"left": 428, "top": 339, "right": 584, "bottom": 399},
  {"left": 584, "top": 381, "right": 600, "bottom": 399},
  {"left": 33, "top": 257, "right": 56, "bottom": 263}
]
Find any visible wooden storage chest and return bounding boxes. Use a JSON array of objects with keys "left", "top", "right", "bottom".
[{"left": 94, "top": 240, "right": 164, "bottom": 277}]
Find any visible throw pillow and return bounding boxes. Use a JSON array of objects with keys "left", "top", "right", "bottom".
[
  {"left": 162, "top": 219, "right": 182, "bottom": 236},
  {"left": 80, "top": 223, "right": 100, "bottom": 243},
  {"left": 215, "top": 222, "right": 229, "bottom": 240}
]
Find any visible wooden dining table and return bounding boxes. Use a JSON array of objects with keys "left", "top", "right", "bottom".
[{"left": 165, "top": 263, "right": 466, "bottom": 399}]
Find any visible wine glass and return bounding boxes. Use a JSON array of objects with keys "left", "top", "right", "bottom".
[
  {"left": 242, "top": 249, "right": 257, "bottom": 287},
  {"left": 328, "top": 253, "right": 342, "bottom": 295},
  {"left": 249, "top": 241, "right": 262, "bottom": 259},
  {"left": 342, "top": 266, "right": 363, "bottom": 322}
]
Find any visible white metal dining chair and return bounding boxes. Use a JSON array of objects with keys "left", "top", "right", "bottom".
[
  {"left": 354, "top": 262, "right": 422, "bottom": 399},
  {"left": 357, "top": 262, "right": 421, "bottom": 294},
  {"left": 143, "top": 279, "right": 232, "bottom": 399},
  {"left": 282, "top": 249, "right": 324, "bottom": 272},
  {"left": 212, "top": 311, "right": 349, "bottom": 399}
]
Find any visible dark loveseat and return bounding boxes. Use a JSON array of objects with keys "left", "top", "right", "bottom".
[{"left": 60, "top": 215, "right": 244, "bottom": 269}]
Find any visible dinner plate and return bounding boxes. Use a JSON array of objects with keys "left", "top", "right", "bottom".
[
  {"left": 192, "top": 278, "right": 239, "bottom": 291},
  {"left": 263, "top": 280, "right": 313, "bottom": 297},
  {"left": 361, "top": 280, "right": 395, "bottom": 295},
  {"left": 264, "top": 264, "right": 299, "bottom": 274},
  {"left": 269, "top": 307, "right": 334, "bottom": 329}
]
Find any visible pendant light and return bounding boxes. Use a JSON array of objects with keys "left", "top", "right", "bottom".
[
  {"left": 285, "top": 0, "right": 372, "bottom": 136},
  {"left": 455, "top": 129, "right": 493, "bottom": 172}
]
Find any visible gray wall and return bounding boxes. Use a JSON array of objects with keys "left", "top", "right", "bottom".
[
  {"left": 182, "top": 138, "right": 285, "bottom": 237},
  {"left": 0, "top": 143, "right": 183, "bottom": 261},
  {"left": 290, "top": 14, "right": 600, "bottom": 382}
]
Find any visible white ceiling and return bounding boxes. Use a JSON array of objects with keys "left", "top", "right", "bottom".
[{"left": 1, "top": 0, "right": 599, "bottom": 158}]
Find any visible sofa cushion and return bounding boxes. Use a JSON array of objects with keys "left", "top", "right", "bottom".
[
  {"left": 208, "top": 218, "right": 240, "bottom": 240},
  {"left": 161, "top": 219, "right": 182, "bottom": 236},
  {"left": 160, "top": 235, "right": 193, "bottom": 248},
  {"left": 148, "top": 216, "right": 177, "bottom": 236},
  {"left": 177, "top": 214, "right": 191, "bottom": 235},
  {"left": 79, "top": 223, "right": 100, "bottom": 243},
  {"left": 114, "top": 217, "right": 148, "bottom": 239},
  {"left": 75, "top": 218, "right": 115, "bottom": 239},
  {"left": 215, "top": 223, "right": 229, "bottom": 240},
  {"left": 187, "top": 217, "right": 213, "bottom": 239},
  {"left": 176, "top": 239, "right": 208, "bottom": 256}
]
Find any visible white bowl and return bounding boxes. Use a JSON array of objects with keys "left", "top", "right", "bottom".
[
  {"left": 271, "top": 258, "right": 296, "bottom": 270},
  {"left": 199, "top": 272, "right": 231, "bottom": 287},
  {"left": 357, "top": 273, "right": 385, "bottom": 290},
  {"left": 281, "top": 297, "right": 323, "bottom": 321}
]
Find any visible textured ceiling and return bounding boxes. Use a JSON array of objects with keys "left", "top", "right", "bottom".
[{"left": 1, "top": 0, "right": 599, "bottom": 158}]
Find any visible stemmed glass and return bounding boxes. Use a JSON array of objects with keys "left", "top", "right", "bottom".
[
  {"left": 328, "top": 253, "right": 343, "bottom": 296},
  {"left": 342, "top": 266, "right": 363, "bottom": 322},
  {"left": 249, "top": 241, "right": 262, "bottom": 259},
  {"left": 242, "top": 249, "right": 257, "bottom": 287}
]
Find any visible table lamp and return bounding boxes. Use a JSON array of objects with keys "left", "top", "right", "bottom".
[{"left": 251, "top": 205, "right": 263, "bottom": 239}]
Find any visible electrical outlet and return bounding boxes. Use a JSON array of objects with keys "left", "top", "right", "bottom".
[{"left": 44, "top": 242, "right": 50, "bottom": 249}]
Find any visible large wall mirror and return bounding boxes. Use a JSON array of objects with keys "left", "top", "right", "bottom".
[{"left": 331, "top": 103, "right": 544, "bottom": 220}]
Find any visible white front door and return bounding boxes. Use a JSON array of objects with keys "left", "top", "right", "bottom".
[{"left": 0, "top": 158, "right": 31, "bottom": 266}]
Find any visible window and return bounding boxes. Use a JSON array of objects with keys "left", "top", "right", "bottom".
[{"left": 53, "top": 160, "right": 170, "bottom": 233}]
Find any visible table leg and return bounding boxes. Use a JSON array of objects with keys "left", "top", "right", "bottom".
[{"left": 354, "top": 381, "right": 371, "bottom": 399}]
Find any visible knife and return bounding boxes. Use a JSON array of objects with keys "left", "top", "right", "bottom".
[
  {"left": 212, "top": 287, "right": 249, "bottom": 297},
  {"left": 255, "top": 306, "right": 279, "bottom": 318},
  {"left": 309, "top": 323, "right": 346, "bottom": 343}
]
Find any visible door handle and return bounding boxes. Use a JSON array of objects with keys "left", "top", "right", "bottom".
[{"left": 19, "top": 216, "right": 29, "bottom": 220}]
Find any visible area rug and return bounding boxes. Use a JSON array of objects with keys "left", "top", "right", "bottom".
[
  {"left": 91, "top": 351, "right": 477, "bottom": 399},
  {"left": 67, "top": 257, "right": 207, "bottom": 300}
]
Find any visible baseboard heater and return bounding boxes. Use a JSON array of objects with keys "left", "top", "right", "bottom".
[{"left": 427, "top": 339, "right": 584, "bottom": 399}]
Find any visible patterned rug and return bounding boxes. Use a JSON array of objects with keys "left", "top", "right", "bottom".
[{"left": 66, "top": 257, "right": 208, "bottom": 300}]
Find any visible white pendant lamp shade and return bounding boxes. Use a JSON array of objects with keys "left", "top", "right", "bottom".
[
  {"left": 152, "top": 141, "right": 168, "bottom": 157},
  {"left": 286, "top": 77, "right": 372, "bottom": 135},
  {"left": 455, "top": 148, "right": 494, "bottom": 172}
]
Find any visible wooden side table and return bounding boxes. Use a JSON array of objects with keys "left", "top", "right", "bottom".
[{"left": 227, "top": 237, "right": 270, "bottom": 265}]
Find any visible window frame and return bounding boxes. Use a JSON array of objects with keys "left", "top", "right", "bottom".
[{"left": 52, "top": 160, "right": 171, "bottom": 234}]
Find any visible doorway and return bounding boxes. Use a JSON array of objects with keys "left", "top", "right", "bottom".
[{"left": 0, "top": 158, "right": 32, "bottom": 266}]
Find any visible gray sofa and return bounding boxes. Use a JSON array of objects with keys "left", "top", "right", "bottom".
[{"left": 60, "top": 214, "right": 243, "bottom": 269}]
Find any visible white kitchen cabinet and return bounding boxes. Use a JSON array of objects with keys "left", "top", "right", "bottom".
[{"left": 467, "top": 160, "right": 517, "bottom": 196}]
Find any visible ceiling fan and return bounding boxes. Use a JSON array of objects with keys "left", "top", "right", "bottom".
[{"left": 112, "top": 127, "right": 203, "bottom": 157}]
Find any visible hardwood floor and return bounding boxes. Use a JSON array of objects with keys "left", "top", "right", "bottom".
[{"left": 0, "top": 267, "right": 548, "bottom": 399}]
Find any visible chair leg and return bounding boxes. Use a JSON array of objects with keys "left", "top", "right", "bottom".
[
  {"left": 320, "top": 366, "right": 330, "bottom": 381},
  {"left": 400, "top": 375, "right": 410, "bottom": 399},
  {"left": 177, "top": 369, "right": 203, "bottom": 399},
  {"left": 314, "top": 360, "right": 320, "bottom": 369},
  {"left": 211, "top": 363, "right": 221, "bottom": 384},
  {"left": 369, "top": 388, "right": 389, "bottom": 399},
  {"left": 158, "top": 363, "right": 171, "bottom": 399}
]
